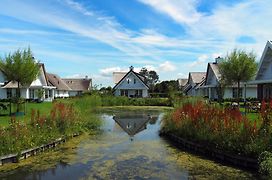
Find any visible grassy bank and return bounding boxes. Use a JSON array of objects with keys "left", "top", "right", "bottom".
[
  {"left": 0, "top": 102, "right": 53, "bottom": 127},
  {"left": 161, "top": 98, "right": 272, "bottom": 176},
  {"left": 0, "top": 96, "right": 102, "bottom": 157}
]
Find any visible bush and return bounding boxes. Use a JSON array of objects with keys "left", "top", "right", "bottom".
[
  {"left": 259, "top": 151, "right": 272, "bottom": 177},
  {"left": 100, "top": 95, "right": 171, "bottom": 106}
]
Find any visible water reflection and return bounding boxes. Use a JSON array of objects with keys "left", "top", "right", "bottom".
[{"left": 113, "top": 114, "right": 150, "bottom": 140}]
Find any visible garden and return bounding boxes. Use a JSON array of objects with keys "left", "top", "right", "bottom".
[{"left": 161, "top": 97, "right": 272, "bottom": 177}]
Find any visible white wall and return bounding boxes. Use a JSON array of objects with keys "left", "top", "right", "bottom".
[
  {"left": 116, "top": 72, "right": 148, "bottom": 90},
  {"left": 114, "top": 72, "right": 149, "bottom": 97}
]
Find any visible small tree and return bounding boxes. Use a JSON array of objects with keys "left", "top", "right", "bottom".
[
  {"left": 36, "top": 89, "right": 45, "bottom": 102},
  {"left": 0, "top": 48, "right": 40, "bottom": 112},
  {"left": 139, "top": 68, "right": 159, "bottom": 92},
  {"left": 219, "top": 49, "right": 257, "bottom": 102}
]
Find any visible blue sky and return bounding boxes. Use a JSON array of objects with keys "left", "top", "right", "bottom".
[{"left": 0, "top": 0, "right": 271, "bottom": 87}]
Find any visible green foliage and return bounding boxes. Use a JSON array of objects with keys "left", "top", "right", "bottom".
[
  {"left": 0, "top": 48, "right": 40, "bottom": 91},
  {"left": 259, "top": 151, "right": 272, "bottom": 177},
  {"left": 219, "top": 49, "right": 257, "bottom": 101},
  {"left": 99, "top": 95, "right": 170, "bottom": 106},
  {"left": 154, "top": 80, "right": 179, "bottom": 94},
  {"left": 36, "top": 89, "right": 45, "bottom": 100},
  {"left": 139, "top": 67, "right": 159, "bottom": 91},
  {"left": 0, "top": 48, "right": 40, "bottom": 112}
]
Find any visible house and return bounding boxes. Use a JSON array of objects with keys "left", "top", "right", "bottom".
[
  {"left": 46, "top": 73, "right": 71, "bottom": 98},
  {"left": 63, "top": 76, "right": 92, "bottom": 96},
  {"left": 203, "top": 58, "right": 257, "bottom": 100},
  {"left": 1, "top": 63, "right": 55, "bottom": 102},
  {"left": 251, "top": 41, "right": 272, "bottom": 100},
  {"left": 113, "top": 66, "right": 149, "bottom": 97},
  {"left": 177, "top": 78, "right": 188, "bottom": 90},
  {"left": 183, "top": 72, "right": 206, "bottom": 96}
]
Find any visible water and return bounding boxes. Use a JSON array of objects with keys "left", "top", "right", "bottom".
[{"left": 0, "top": 109, "right": 257, "bottom": 179}]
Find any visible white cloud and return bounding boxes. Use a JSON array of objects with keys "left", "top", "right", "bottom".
[
  {"left": 177, "top": 73, "right": 187, "bottom": 78},
  {"left": 189, "top": 54, "right": 209, "bottom": 68},
  {"left": 100, "top": 67, "right": 126, "bottom": 77},
  {"left": 158, "top": 61, "right": 176, "bottom": 72},
  {"left": 138, "top": 0, "right": 201, "bottom": 24},
  {"left": 63, "top": 0, "right": 93, "bottom": 16}
]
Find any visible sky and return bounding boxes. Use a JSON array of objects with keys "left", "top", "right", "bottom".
[{"left": 0, "top": 0, "right": 271, "bottom": 87}]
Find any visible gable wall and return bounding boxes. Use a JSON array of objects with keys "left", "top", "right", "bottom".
[
  {"left": 116, "top": 72, "right": 148, "bottom": 90},
  {"left": 206, "top": 66, "right": 218, "bottom": 86},
  {"left": 30, "top": 66, "right": 47, "bottom": 87}
]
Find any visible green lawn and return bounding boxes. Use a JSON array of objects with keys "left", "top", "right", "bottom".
[
  {"left": 0, "top": 102, "right": 53, "bottom": 127},
  {"left": 239, "top": 107, "right": 259, "bottom": 121}
]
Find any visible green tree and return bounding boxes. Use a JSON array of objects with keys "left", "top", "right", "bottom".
[
  {"left": 0, "top": 48, "right": 40, "bottom": 112},
  {"left": 219, "top": 49, "right": 257, "bottom": 102},
  {"left": 139, "top": 68, "right": 159, "bottom": 92}
]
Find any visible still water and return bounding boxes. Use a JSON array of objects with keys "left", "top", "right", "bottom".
[{"left": 0, "top": 109, "right": 257, "bottom": 179}]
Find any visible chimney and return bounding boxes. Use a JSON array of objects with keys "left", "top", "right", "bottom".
[
  {"left": 215, "top": 56, "right": 223, "bottom": 64},
  {"left": 129, "top": 66, "right": 134, "bottom": 71}
]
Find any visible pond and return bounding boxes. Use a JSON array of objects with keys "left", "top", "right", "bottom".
[{"left": 0, "top": 109, "right": 257, "bottom": 179}]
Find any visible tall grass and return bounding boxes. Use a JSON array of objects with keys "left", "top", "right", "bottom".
[{"left": 0, "top": 101, "right": 101, "bottom": 156}]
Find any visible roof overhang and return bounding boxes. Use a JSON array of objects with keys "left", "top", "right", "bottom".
[{"left": 248, "top": 79, "right": 272, "bottom": 85}]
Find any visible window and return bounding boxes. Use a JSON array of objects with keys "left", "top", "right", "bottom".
[
  {"left": 29, "top": 89, "right": 35, "bottom": 99},
  {"left": 45, "top": 90, "right": 48, "bottom": 99},
  {"left": 121, "top": 90, "right": 128, "bottom": 96},
  {"left": 139, "top": 90, "right": 143, "bottom": 97},
  {"left": 7, "top": 89, "right": 12, "bottom": 98},
  {"left": 121, "top": 90, "right": 125, "bottom": 96},
  {"left": 232, "top": 88, "right": 243, "bottom": 98},
  {"left": 127, "top": 78, "right": 130, "bottom": 84},
  {"left": 134, "top": 79, "right": 136, "bottom": 84}
]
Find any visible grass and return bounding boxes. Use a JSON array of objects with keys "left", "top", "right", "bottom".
[{"left": 0, "top": 102, "right": 53, "bottom": 127}]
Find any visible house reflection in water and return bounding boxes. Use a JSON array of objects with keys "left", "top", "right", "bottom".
[{"left": 113, "top": 114, "right": 150, "bottom": 141}]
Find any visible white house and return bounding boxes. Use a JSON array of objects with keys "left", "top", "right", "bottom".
[
  {"left": 1, "top": 63, "right": 55, "bottom": 102},
  {"left": 250, "top": 41, "right": 272, "bottom": 100},
  {"left": 183, "top": 72, "right": 206, "bottom": 96},
  {"left": 113, "top": 66, "right": 149, "bottom": 97},
  {"left": 46, "top": 73, "right": 70, "bottom": 98},
  {"left": 63, "top": 77, "right": 92, "bottom": 96},
  {"left": 203, "top": 58, "right": 257, "bottom": 100}
]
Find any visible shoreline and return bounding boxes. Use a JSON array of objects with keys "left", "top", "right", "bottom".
[{"left": 159, "top": 131, "right": 258, "bottom": 171}]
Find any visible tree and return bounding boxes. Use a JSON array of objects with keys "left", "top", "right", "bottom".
[
  {"left": 139, "top": 68, "right": 159, "bottom": 92},
  {"left": 219, "top": 49, "right": 257, "bottom": 102},
  {"left": 154, "top": 80, "right": 179, "bottom": 94},
  {"left": 0, "top": 48, "right": 40, "bottom": 112}
]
